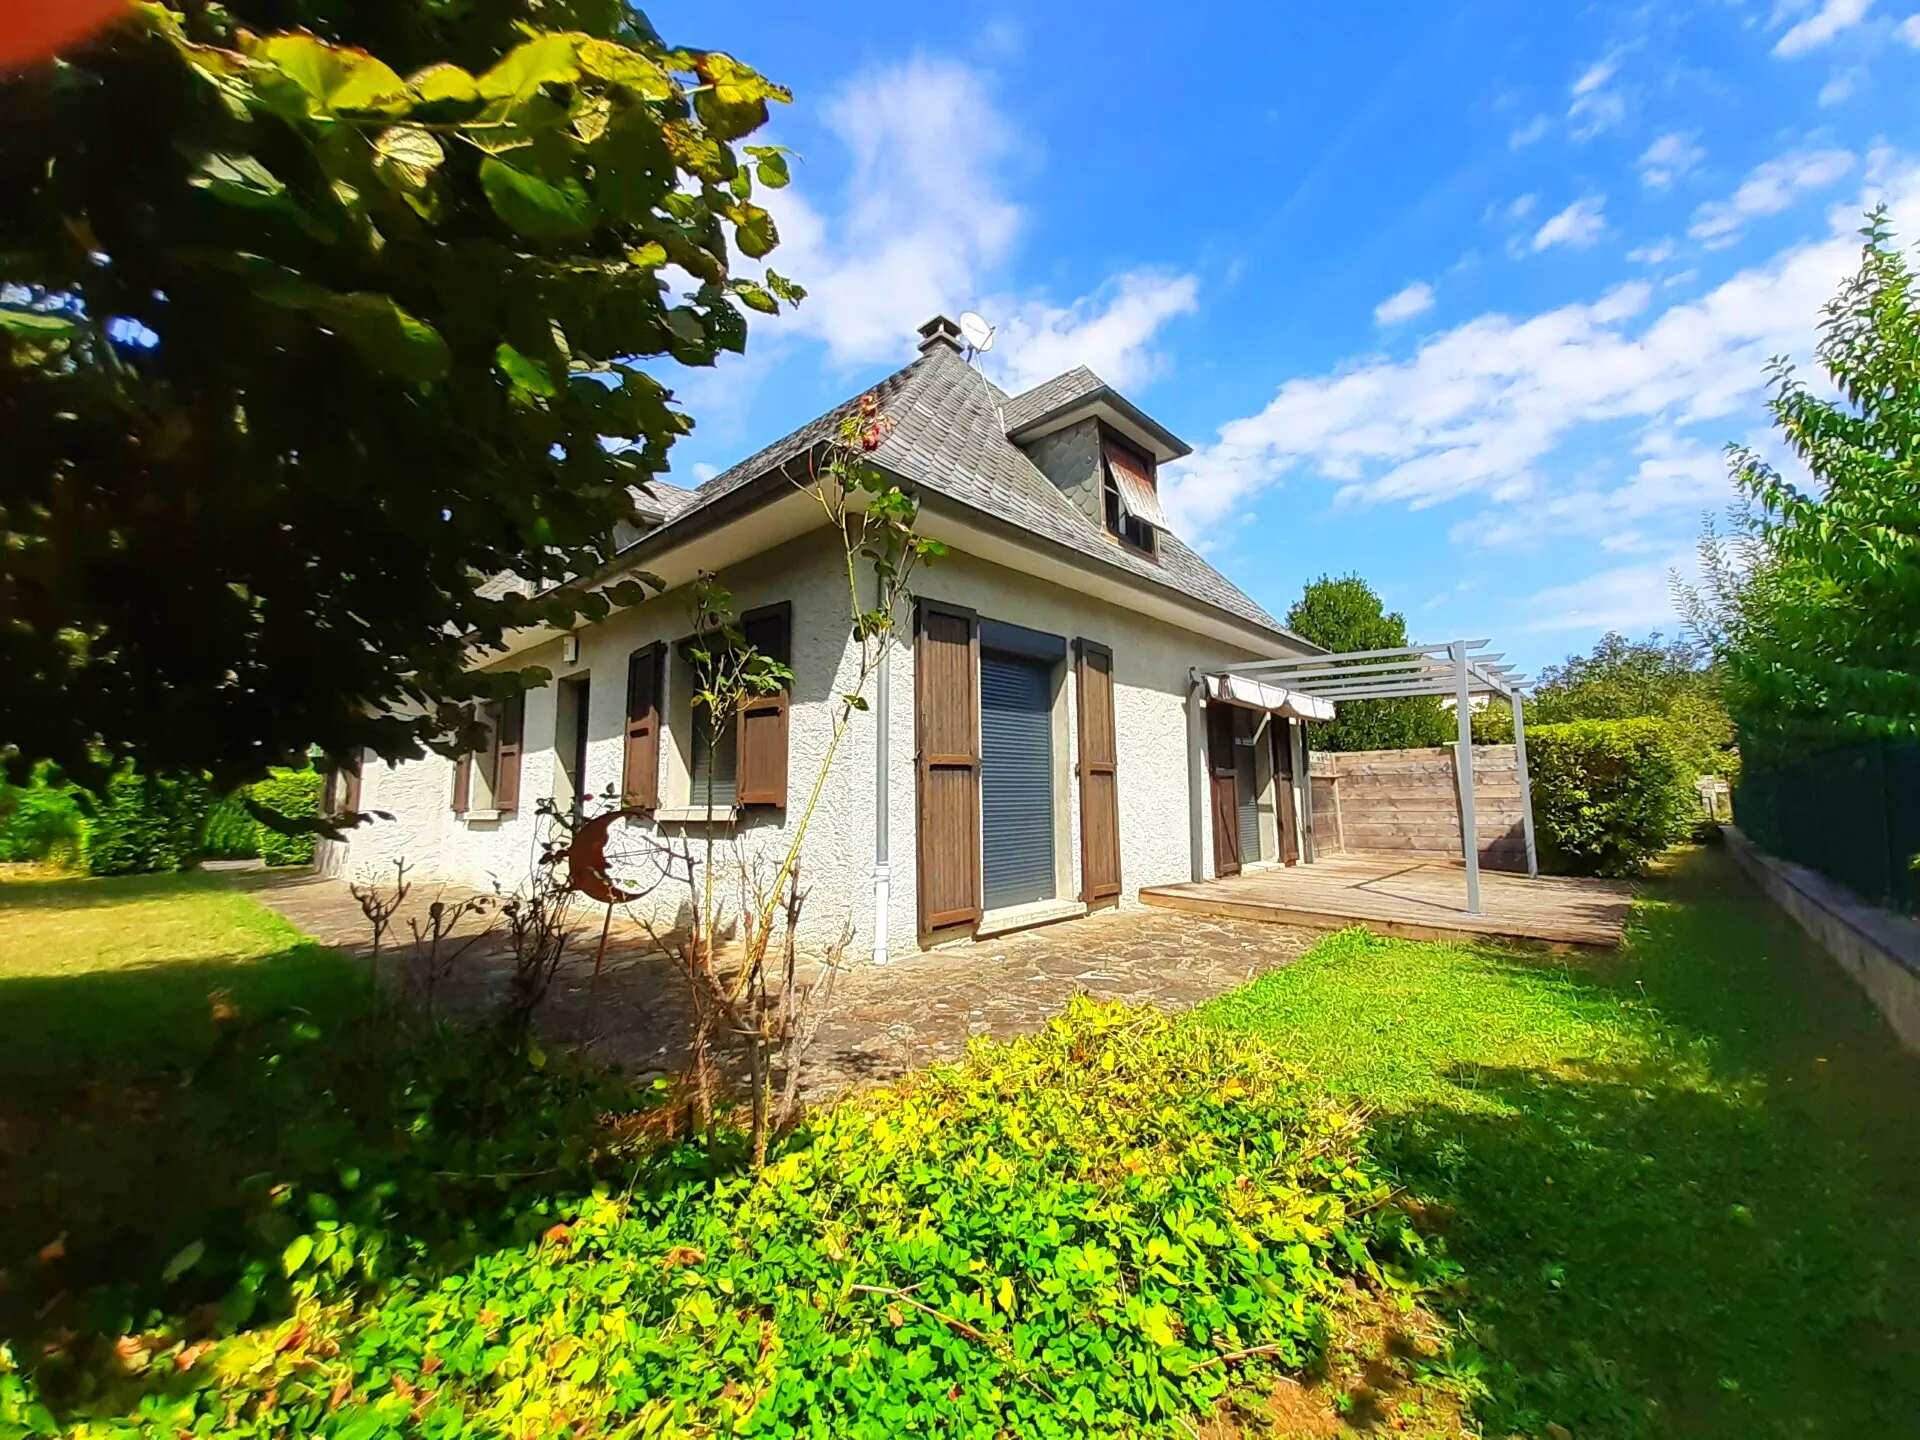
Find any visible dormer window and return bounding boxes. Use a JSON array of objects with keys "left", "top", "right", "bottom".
[{"left": 1100, "top": 433, "right": 1165, "bottom": 556}]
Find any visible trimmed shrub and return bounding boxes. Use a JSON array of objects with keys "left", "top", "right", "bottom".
[
  {"left": 250, "top": 768, "right": 324, "bottom": 866},
  {"left": 0, "top": 780, "right": 85, "bottom": 867},
  {"left": 1528, "top": 718, "right": 1693, "bottom": 877},
  {"left": 201, "top": 792, "right": 262, "bottom": 860},
  {"left": 85, "top": 771, "right": 211, "bottom": 876},
  {"left": 199, "top": 769, "right": 325, "bottom": 866}
]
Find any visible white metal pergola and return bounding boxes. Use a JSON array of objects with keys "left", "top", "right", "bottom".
[{"left": 1218, "top": 641, "right": 1535, "bottom": 914}]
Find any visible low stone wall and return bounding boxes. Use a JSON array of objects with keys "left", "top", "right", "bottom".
[
  {"left": 1309, "top": 744, "right": 1529, "bottom": 872},
  {"left": 1723, "top": 825, "right": 1920, "bottom": 1055}
]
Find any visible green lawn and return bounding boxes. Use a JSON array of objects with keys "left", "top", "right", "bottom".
[
  {"left": 6, "top": 849, "right": 1918, "bottom": 1438},
  {"left": 1197, "top": 843, "right": 1920, "bottom": 1437}
]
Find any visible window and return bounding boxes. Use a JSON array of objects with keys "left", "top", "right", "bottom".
[
  {"left": 1100, "top": 433, "right": 1161, "bottom": 556},
  {"left": 690, "top": 699, "right": 739, "bottom": 807},
  {"left": 452, "top": 693, "right": 524, "bottom": 816},
  {"left": 663, "top": 602, "right": 790, "bottom": 815}
]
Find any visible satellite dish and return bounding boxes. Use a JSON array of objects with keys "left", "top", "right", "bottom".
[{"left": 958, "top": 311, "right": 996, "bottom": 354}]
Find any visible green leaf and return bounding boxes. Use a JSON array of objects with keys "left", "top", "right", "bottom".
[
  {"left": 746, "top": 145, "right": 791, "bottom": 188},
  {"left": 731, "top": 281, "right": 778, "bottom": 315},
  {"left": 593, "top": 108, "right": 676, "bottom": 223},
  {"left": 372, "top": 124, "right": 445, "bottom": 192},
  {"left": 691, "top": 52, "right": 788, "bottom": 141},
  {"left": 251, "top": 34, "right": 409, "bottom": 115},
  {"left": 191, "top": 152, "right": 290, "bottom": 211},
  {"left": 317, "top": 294, "right": 451, "bottom": 384},
  {"left": 578, "top": 39, "right": 674, "bottom": 100},
  {"left": 727, "top": 203, "right": 778, "bottom": 260},
  {"left": 496, "top": 342, "right": 557, "bottom": 398},
  {"left": 162, "top": 1240, "right": 205, "bottom": 1283},
  {"left": 480, "top": 156, "right": 598, "bottom": 239},
  {"left": 409, "top": 61, "right": 479, "bottom": 106},
  {"left": 282, "top": 1234, "right": 314, "bottom": 1276},
  {"left": 477, "top": 34, "right": 583, "bottom": 102}
]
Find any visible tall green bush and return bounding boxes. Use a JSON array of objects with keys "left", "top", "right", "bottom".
[
  {"left": 249, "top": 769, "right": 325, "bottom": 867},
  {"left": 1528, "top": 719, "right": 1693, "bottom": 877},
  {"left": 0, "top": 777, "right": 85, "bottom": 866},
  {"left": 85, "top": 771, "right": 211, "bottom": 876}
]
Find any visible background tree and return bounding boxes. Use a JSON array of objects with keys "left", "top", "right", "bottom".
[
  {"left": 1521, "top": 630, "right": 1736, "bottom": 781},
  {"left": 1682, "top": 211, "right": 1920, "bottom": 760},
  {"left": 1, "top": 1, "right": 799, "bottom": 792},
  {"left": 1284, "top": 574, "right": 1453, "bottom": 752}
]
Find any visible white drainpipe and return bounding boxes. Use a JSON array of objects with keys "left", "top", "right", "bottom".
[{"left": 872, "top": 633, "right": 892, "bottom": 966}]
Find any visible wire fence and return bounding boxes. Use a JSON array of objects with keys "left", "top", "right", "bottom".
[{"left": 1734, "top": 739, "right": 1920, "bottom": 915}]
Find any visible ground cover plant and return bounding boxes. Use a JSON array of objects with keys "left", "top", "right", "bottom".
[
  {"left": 1198, "top": 844, "right": 1920, "bottom": 1438},
  {"left": 1, "top": 872, "right": 1438, "bottom": 1439}
]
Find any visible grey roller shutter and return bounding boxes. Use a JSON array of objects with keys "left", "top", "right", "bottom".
[{"left": 981, "top": 649, "right": 1055, "bottom": 910}]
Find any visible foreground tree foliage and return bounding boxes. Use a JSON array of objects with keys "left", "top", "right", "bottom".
[
  {"left": 0, "top": 1, "right": 798, "bottom": 790},
  {"left": 1685, "top": 212, "right": 1920, "bottom": 755},
  {"left": 1284, "top": 574, "right": 1453, "bottom": 752}
]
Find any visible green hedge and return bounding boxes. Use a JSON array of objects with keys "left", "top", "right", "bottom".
[
  {"left": 0, "top": 779, "right": 86, "bottom": 866},
  {"left": 85, "top": 772, "right": 212, "bottom": 876},
  {"left": 1, "top": 766, "right": 325, "bottom": 875},
  {"left": 1528, "top": 718, "right": 1694, "bottom": 877},
  {"left": 249, "top": 768, "right": 325, "bottom": 866}
]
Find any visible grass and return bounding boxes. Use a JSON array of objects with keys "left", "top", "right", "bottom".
[
  {"left": 6, "top": 848, "right": 1919, "bottom": 1437},
  {"left": 0, "top": 870, "right": 379, "bottom": 1343},
  {"left": 1196, "top": 842, "right": 1920, "bottom": 1438}
]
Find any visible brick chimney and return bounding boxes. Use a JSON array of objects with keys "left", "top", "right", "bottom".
[{"left": 916, "top": 314, "right": 965, "bottom": 356}]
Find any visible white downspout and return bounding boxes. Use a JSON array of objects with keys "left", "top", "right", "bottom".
[
  {"left": 872, "top": 632, "right": 892, "bottom": 966},
  {"left": 1188, "top": 669, "right": 1208, "bottom": 882}
]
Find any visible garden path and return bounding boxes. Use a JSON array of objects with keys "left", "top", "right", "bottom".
[{"left": 245, "top": 870, "right": 1316, "bottom": 1099}]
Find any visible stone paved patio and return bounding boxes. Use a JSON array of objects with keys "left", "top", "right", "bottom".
[{"left": 243, "top": 870, "right": 1317, "bottom": 1100}]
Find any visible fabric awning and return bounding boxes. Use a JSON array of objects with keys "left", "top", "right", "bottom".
[
  {"left": 1104, "top": 442, "right": 1170, "bottom": 530},
  {"left": 1205, "top": 673, "right": 1336, "bottom": 721}
]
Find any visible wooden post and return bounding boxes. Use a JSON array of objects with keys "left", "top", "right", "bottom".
[
  {"left": 1452, "top": 642, "right": 1482, "bottom": 915},
  {"left": 1511, "top": 690, "right": 1539, "bottom": 880}
]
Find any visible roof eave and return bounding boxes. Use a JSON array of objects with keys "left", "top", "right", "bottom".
[{"left": 1004, "top": 388, "right": 1192, "bottom": 464}]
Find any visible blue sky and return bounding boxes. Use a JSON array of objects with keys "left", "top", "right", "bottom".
[{"left": 647, "top": 0, "right": 1920, "bottom": 675}]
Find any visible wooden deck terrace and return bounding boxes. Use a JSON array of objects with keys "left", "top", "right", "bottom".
[{"left": 1140, "top": 853, "right": 1634, "bottom": 948}]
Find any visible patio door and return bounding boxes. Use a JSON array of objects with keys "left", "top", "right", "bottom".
[
  {"left": 1207, "top": 704, "right": 1243, "bottom": 877},
  {"left": 1272, "top": 717, "right": 1299, "bottom": 865}
]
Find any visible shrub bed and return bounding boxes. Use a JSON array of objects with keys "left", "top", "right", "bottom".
[
  {"left": 13, "top": 1002, "right": 1432, "bottom": 1438},
  {"left": 84, "top": 772, "right": 211, "bottom": 877},
  {"left": 1528, "top": 718, "right": 1693, "bottom": 877}
]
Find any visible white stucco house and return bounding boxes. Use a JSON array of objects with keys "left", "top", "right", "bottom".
[{"left": 321, "top": 316, "right": 1328, "bottom": 961}]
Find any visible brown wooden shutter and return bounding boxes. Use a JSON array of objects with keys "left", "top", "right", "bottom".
[
  {"left": 916, "top": 599, "right": 982, "bottom": 931},
  {"left": 1075, "top": 639, "right": 1122, "bottom": 901},
  {"left": 452, "top": 750, "right": 472, "bottom": 814},
  {"left": 493, "top": 694, "right": 524, "bottom": 812},
  {"left": 1207, "top": 704, "right": 1242, "bottom": 877},
  {"left": 737, "top": 602, "right": 791, "bottom": 807},
  {"left": 623, "top": 643, "right": 663, "bottom": 810}
]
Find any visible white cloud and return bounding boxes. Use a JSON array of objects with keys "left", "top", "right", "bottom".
[
  {"left": 1773, "top": 0, "right": 1874, "bottom": 56},
  {"left": 758, "top": 59, "right": 1020, "bottom": 366},
  {"left": 731, "top": 57, "right": 1190, "bottom": 399},
  {"left": 1819, "top": 72, "right": 1858, "bottom": 104},
  {"left": 1521, "top": 557, "right": 1691, "bottom": 632},
  {"left": 1567, "top": 53, "right": 1627, "bottom": 139},
  {"left": 984, "top": 272, "right": 1200, "bottom": 394},
  {"left": 1507, "top": 193, "right": 1539, "bottom": 220},
  {"left": 1628, "top": 239, "right": 1678, "bottom": 264},
  {"left": 1160, "top": 152, "right": 1920, "bottom": 545},
  {"left": 1640, "top": 132, "right": 1706, "bottom": 188},
  {"left": 1689, "top": 147, "right": 1854, "bottom": 243},
  {"left": 1900, "top": 14, "right": 1920, "bottom": 46},
  {"left": 1533, "top": 196, "right": 1608, "bottom": 250},
  {"left": 1509, "top": 115, "right": 1551, "bottom": 149},
  {"left": 1375, "top": 281, "right": 1437, "bottom": 326}
]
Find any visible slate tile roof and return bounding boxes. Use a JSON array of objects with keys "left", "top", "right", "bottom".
[{"left": 645, "top": 347, "right": 1289, "bottom": 640}]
